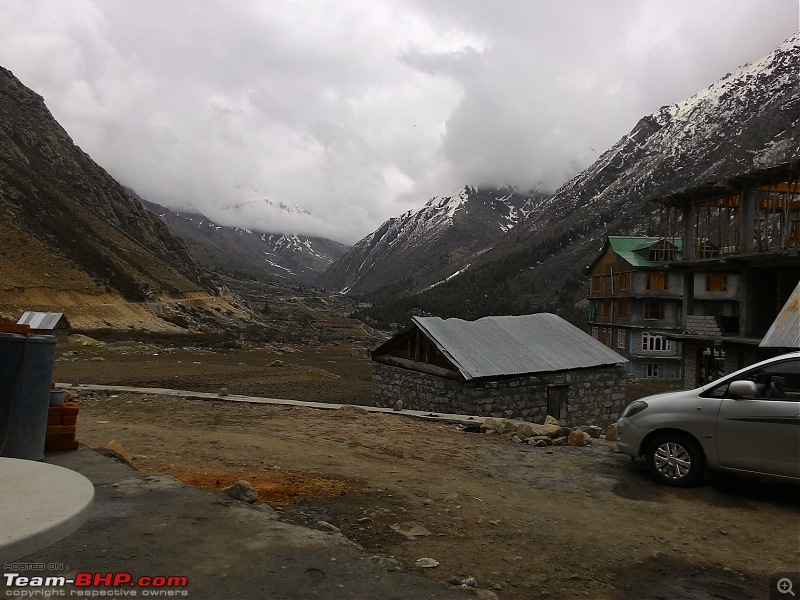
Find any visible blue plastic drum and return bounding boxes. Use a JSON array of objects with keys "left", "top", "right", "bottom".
[{"left": 0, "top": 333, "right": 58, "bottom": 460}]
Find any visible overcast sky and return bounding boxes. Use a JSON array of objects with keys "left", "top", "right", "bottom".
[{"left": 0, "top": 1, "right": 797, "bottom": 244}]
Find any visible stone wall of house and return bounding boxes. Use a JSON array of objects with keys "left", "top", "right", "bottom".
[
  {"left": 371, "top": 362, "right": 627, "bottom": 428},
  {"left": 684, "top": 315, "right": 722, "bottom": 337},
  {"left": 683, "top": 347, "right": 698, "bottom": 389}
]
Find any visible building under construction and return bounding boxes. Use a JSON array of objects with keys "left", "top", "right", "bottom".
[{"left": 651, "top": 159, "right": 799, "bottom": 385}]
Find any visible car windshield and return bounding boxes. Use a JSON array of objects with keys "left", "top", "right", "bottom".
[{"left": 702, "top": 358, "right": 800, "bottom": 399}]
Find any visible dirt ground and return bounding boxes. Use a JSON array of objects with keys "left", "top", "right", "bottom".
[{"left": 54, "top": 339, "right": 800, "bottom": 600}]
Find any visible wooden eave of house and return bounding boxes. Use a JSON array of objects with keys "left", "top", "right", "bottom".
[{"left": 372, "top": 324, "right": 464, "bottom": 381}]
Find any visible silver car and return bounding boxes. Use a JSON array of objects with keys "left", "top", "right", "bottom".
[{"left": 617, "top": 351, "right": 800, "bottom": 486}]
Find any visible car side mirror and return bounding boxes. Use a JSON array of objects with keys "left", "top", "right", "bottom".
[{"left": 728, "top": 380, "right": 758, "bottom": 399}]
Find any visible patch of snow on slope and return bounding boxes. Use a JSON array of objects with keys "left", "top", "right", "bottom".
[{"left": 426, "top": 264, "right": 471, "bottom": 290}]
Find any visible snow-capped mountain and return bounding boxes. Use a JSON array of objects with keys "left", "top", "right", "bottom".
[
  {"left": 319, "top": 186, "right": 548, "bottom": 295},
  {"left": 135, "top": 195, "right": 349, "bottom": 285},
  {"left": 494, "top": 30, "right": 800, "bottom": 299},
  {"left": 222, "top": 187, "right": 313, "bottom": 218},
  {"left": 534, "top": 32, "right": 799, "bottom": 224},
  {"left": 334, "top": 33, "right": 800, "bottom": 325}
]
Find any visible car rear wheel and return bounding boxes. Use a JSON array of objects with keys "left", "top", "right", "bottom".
[{"left": 645, "top": 433, "right": 704, "bottom": 487}]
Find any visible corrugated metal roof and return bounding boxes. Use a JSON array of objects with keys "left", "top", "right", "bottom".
[
  {"left": 607, "top": 236, "right": 682, "bottom": 268},
  {"left": 17, "top": 311, "right": 67, "bottom": 330},
  {"left": 412, "top": 313, "right": 627, "bottom": 380},
  {"left": 760, "top": 281, "right": 800, "bottom": 348}
]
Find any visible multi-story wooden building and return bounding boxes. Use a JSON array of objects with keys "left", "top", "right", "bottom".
[{"left": 587, "top": 236, "right": 684, "bottom": 380}]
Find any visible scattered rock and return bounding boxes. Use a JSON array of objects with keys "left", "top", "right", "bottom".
[
  {"left": 415, "top": 557, "right": 439, "bottom": 568},
  {"left": 527, "top": 436, "right": 551, "bottom": 447},
  {"left": 497, "top": 419, "right": 517, "bottom": 434},
  {"left": 516, "top": 423, "right": 534, "bottom": 438},
  {"left": 221, "top": 480, "right": 259, "bottom": 503},
  {"left": 268, "top": 360, "right": 284, "bottom": 367},
  {"left": 105, "top": 440, "right": 134, "bottom": 464},
  {"left": 606, "top": 423, "right": 619, "bottom": 442},
  {"left": 527, "top": 438, "right": 548, "bottom": 447},
  {"left": 582, "top": 425, "right": 603, "bottom": 438},
  {"left": 531, "top": 423, "right": 568, "bottom": 438},
  {"left": 316, "top": 520, "right": 342, "bottom": 534},
  {"left": 481, "top": 418, "right": 498, "bottom": 432},
  {"left": 392, "top": 400, "right": 404, "bottom": 411},
  {"left": 474, "top": 417, "right": 599, "bottom": 450},
  {"left": 568, "top": 429, "right": 591, "bottom": 447},
  {"left": 218, "top": 387, "right": 229, "bottom": 397},
  {"left": 390, "top": 522, "right": 432, "bottom": 539}
]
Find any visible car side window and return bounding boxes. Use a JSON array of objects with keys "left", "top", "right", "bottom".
[
  {"left": 702, "top": 359, "right": 800, "bottom": 400},
  {"left": 731, "top": 360, "right": 800, "bottom": 401}
]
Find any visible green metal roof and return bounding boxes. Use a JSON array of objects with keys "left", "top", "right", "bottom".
[{"left": 607, "top": 236, "right": 682, "bottom": 268}]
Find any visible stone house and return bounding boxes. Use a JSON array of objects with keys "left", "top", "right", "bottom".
[
  {"left": 586, "top": 236, "right": 685, "bottom": 381},
  {"left": 371, "top": 313, "right": 628, "bottom": 427}
]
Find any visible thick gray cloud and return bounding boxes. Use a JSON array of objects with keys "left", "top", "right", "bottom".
[{"left": 0, "top": 0, "right": 796, "bottom": 243}]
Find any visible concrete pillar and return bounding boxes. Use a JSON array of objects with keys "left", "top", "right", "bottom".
[
  {"left": 741, "top": 189, "right": 756, "bottom": 253},
  {"left": 682, "top": 270, "right": 694, "bottom": 329},
  {"left": 739, "top": 265, "right": 754, "bottom": 337}
]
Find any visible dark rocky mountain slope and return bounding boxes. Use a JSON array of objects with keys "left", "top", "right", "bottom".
[
  {"left": 0, "top": 66, "right": 372, "bottom": 343},
  {"left": 351, "top": 33, "right": 800, "bottom": 329},
  {"left": 320, "top": 186, "right": 548, "bottom": 295},
  {"left": 136, "top": 195, "right": 349, "bottom": 285},
  {"left": 0, "top": 66, "right": 213, "bottom": 303}
]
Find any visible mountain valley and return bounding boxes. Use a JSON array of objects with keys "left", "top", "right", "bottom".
[{"left": 1, "top": 34, "right": 798, "bottom": 339}]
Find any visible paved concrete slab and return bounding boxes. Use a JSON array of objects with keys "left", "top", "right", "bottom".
[
  {"left": 5, "top": 447, "right": 476, "bottom": 599},
  {"left": 0, "top": 457, "right": 94, "bottom": 564}
]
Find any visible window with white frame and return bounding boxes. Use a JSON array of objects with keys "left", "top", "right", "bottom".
[
  {"left": 617, "top": 330, "right": 626, "bottom": 349},
  {"left": 642, "top": 332, "right": 672, "bottom": 352}
]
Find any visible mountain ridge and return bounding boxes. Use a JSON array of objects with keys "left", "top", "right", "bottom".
[
  {"left": 347, "top": 33, "right": 800, "bottom": 328},
  {"left": 0, "top": 65, "right": 371, "bottom": 343},
  {"left": 135, "top": 194, "right": 349, "bottom": 285},
  {"left": 319, "top": 185, "right": 549, "bottom": 295},
  {"left": 0, "top": 66, "right": 215, "bottom": 300}
]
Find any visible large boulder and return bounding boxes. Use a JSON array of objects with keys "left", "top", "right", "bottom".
[{"left": 567, "top": 429, "right": 591, "bottom": 447}]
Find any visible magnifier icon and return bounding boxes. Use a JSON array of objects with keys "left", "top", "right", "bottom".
[{"left": 778, "top": 578, "right": 795, "bottom": 596}]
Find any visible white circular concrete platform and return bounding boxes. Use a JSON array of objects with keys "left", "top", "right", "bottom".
[{"left": 0, "top": 457, "right": 94, "bottom": 563}]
